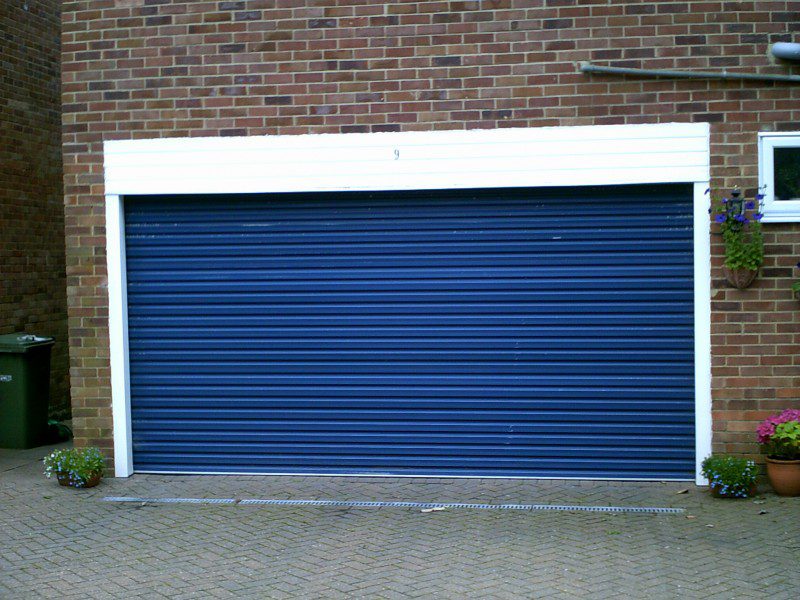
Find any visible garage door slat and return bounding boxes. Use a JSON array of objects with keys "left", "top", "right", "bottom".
[
  {"left": 126, "top": 265, "right": 693, "bottom": 285},
  {"left": 132, "top": 387, "right": 693, "bottom": 400},
  {"left": 130, "top": 349, "right": 689, "bottom": 361},
  {"left": 129, "top": 338, "right": 693, "bottom": 351},
  {"left": 129, "top": 453, "right": 692, "bottom": 479},
  {"left": 130, "top": 415, "right": 694, "bottom": 430}
]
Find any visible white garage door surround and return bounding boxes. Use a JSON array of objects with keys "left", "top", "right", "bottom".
[{"left": 103, "top": 123, "right": 712, "bottom": 484}]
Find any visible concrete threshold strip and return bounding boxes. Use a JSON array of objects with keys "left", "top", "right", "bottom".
[{"left": 102, "top": 497, "right": 684, "bottom": 515}]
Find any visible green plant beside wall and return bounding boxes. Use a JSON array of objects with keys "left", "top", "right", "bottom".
[
  {"left": 793, "top": 262, "right": 800, "bottom": 299},
  {"left": 772, "top": 421, "right": 800, "bottom": 458},
  {"left": 43, "top": 447, "right": 105, "bottom": 489},
  {"left": 709, "top": 189, "right": 764, "bottom": 289},
  {"left": 701, "top": 455, "right": 758, "bottom": 498},
  {"left": 758, "top": 409, "right": 800, "bottom": 460},
  {"left": 757, "top": 409, "right": 800, "bottom": 496}
]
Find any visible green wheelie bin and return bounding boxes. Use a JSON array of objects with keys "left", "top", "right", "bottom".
[{"left": 0, "top": 333, "right": 55, "bottom": 448}]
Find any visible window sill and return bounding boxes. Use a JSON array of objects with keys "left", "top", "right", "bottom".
[{"left": 759, "top": 211, "right": 800, "bottom": 223}]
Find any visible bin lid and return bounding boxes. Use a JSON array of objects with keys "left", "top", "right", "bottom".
[{"left": 0, "top": 334, "right": 55, "bottom": 353}]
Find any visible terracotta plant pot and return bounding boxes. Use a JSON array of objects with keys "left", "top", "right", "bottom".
[
  {"left": 722, "top": 266, "right": 758, "bottom": 289},
  {"left": 56, "top": 471, "right": 102, "bottom": 489},
  {"left": 766, "top": 458, "right": 800, "bottom": 497}
]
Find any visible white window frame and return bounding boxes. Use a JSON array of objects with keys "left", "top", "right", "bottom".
[
  {"left": 104, "top": 123, "right": 712, "bottom": 484},
  {"left": 758, "top": 131, "right": 800, "bottom": 222}
]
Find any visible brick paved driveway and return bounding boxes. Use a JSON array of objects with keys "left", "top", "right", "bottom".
[{"left": 1, "top": 445, "right": 798, "bottom": 599}]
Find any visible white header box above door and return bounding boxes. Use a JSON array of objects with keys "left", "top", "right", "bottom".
[{"left": 104, "top": 123, "right": 710, "bottom": 196}]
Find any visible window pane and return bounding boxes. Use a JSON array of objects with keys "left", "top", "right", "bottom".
[{"left": 774, "top": 147, "right": 800, "bottom": 201}]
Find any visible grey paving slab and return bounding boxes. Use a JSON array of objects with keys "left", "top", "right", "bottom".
[{"left": 0, "top": 444, "right": 797, "bottom": 599}]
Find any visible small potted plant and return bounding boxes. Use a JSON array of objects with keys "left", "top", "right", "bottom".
[
  {"left": 700, "top": 455, "right": 758, "bottom": 498},
  {"left": 43, "top": 447, "right": 106, "bottom": 489},
  {"left": 757, "top": 409, "right": 800, "bottom": 496},
  {"left": 710, "top": 188, "right": 764, "bottom": 289}
]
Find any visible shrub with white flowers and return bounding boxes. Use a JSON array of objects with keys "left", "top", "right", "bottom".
[{"left": 43, "top": 447, "right": 105, "bottom": 488}]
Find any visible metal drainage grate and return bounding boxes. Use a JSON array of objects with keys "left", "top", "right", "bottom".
[
  {"left": 102, "top": 497, "right": 683, "bottom": 515},
  {"left": 103, "top": 496, "right": 236, "bottom": 505}
]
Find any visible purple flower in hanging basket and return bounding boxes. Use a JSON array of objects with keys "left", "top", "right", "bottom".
[
  {"left": 755, "top": 193, "right": 765, "bottom": 200},
  {"left": 709, "top": 189, "right": 764, "bottom": 286}
]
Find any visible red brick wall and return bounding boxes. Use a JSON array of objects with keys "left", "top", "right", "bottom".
[
  {"left": 61, "top": 1, "right": 800, "bottom": 465},
  {"left": 1, "top": 0, "right": 70, "bottom": 418}
]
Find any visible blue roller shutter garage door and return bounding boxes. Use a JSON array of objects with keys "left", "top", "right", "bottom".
[{"left": 125, "top": 184, "right": 695, "bottom": 479}]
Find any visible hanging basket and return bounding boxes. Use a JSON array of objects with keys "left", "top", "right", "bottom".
[{"left": 722, "top": 266, "right": 758, "bottom": 290}]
